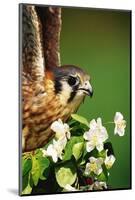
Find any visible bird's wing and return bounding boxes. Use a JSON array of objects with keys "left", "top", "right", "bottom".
[
  {"left": 21, "top": 4, "right": 47, "bottom": 123},
  {"left": 21, "top": 4, "right": 46, "bottom": 110},
  {"left": 21, "top": 5, "right": 62, "bottom": 98},
  {"left": 22, "top": 5, "right": 45, "bottom": 82},
  {"left": 36, "top": 6, "right": 62, "bottom": 69},
  {"left": 21, "top": 5, "right": 62, "bottom": 114}
]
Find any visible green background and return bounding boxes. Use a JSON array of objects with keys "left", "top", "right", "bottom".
[{"left": 60, "top": 8, "right": 131, "bottom": 189}]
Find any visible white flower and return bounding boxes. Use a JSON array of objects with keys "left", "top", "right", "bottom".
[
  {"left": 44, "top": 119, "right": 71, "bottom": 163},
  {"left": 105, "top": 154, "right": 116, "bottom": 169},
  {"left": 46, "top": 144, "right": 59, "bottom": 163},
  {"left": 44, "top": 138, "right": 67, "bottom": 163},
  {"left": 114, "top": 112, "right": 126, "bottom": 136},
  {"left": 83, "top": 118, "right": 108, "bottom": 152},
  {"left": 51, "top": 119, "right": 70, "bottom": 140},
  {"left": 89, "top": 181, "right": 107, "bottom": 190},
  {"left": 64, "top": 184, "right": 78, "bottom": 192},
  {"left": 85, "top": 157, "right": 103, "bottom": 175}
]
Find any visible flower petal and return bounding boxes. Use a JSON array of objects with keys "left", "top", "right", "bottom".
[
  {"left": 116, "top": 127, "right": 125, "bottom": 136},
  {"left": 64, "top": 184, "right": 77, "bottom": 191},
  {"left": 89, "top": 119, "right": 97, "bottom": 129},
  {"left": 95, "top": 167, "right": 102, "bottom": 175},
  {"left": 97, "top": 117, "right": 102, "bottom": 127},
  {"left": 51, "top": 120, "right": 64, "bottom": 134},
  {"left": 86, "top": 142, "right": 95, "bottom": 152},
  {"left": 89, "top": 157, "right": 96, "bottom": 163},
  {"left": 96, "top": 143, "right": 103, "bottom": 152},
  {"left": 83, "top": 131, "right": 91, "bottom": 140},
  {"left": 99, "top": 127, "right": 108, "bottom": 141},
  {"left": 46, "top": 144, "right": 58, "bottom": 163},
  {"left": 64, "top": 123, "right": 70, "bottom": 132},
  {"left": 85, "top": 163, "right": 91, "bottom": 175},
  {"left": 105, "top": 154, "right": 116, "bottom": 169},
  {"left": 93, "top": 181, "right": 107, "bottom": 190},
  {"left": 97, "top": 157, "right": 103, "bottom": 165},
  {"left": 114, "top": 112, "right": 123, "bottom": 122}
]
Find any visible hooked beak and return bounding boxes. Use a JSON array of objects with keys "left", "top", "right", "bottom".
[{"left": 78, "top": 81, "right": 93, "bottom": 97}]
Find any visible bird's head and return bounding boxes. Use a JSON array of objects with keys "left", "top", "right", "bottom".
[{"left": 45, "top": 65, "right": 93, "bottom": 108}]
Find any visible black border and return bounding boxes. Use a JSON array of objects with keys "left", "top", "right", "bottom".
[
  {"left": 19, "top": 4, "right": 22, "bottom": 196},
  {"left": 19, "top": 3, "right": 132, "bottom": 196}
]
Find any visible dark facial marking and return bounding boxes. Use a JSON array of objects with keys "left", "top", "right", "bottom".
[
  {"left": 68, "top": 84, "right": 79, "bottom": 103},
  {"left": 68, "top": 91, "right": 77, "bottom": 103},
  {"left": 67, "top": 76, "right": 80, "bottom": 103},
  {"left": 54, "top": 78, "right": 62, "bottom": 94}
]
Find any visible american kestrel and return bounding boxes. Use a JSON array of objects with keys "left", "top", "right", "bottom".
[{"left": 21, "top": 5, "right": 93, "bottom": 151}]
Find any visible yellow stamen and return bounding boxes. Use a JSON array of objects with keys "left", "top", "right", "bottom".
[{"left": 90, "top": 163, "right": 97, "bottom": 172}]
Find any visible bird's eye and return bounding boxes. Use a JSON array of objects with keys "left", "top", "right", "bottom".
[{"left": 68, "top": 76, "right": 77, "bottom": 86}]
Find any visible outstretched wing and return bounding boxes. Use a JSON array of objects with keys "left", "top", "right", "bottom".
[
  {"left": 22, "top": 5, "right": 45, "bottom": 82},
  {"left": 21, "top": 5, "right": 62, "bottom": 101},
  {"left": 20, "top": 5, "right": 62, "bottom": 150},
  {"left": 36, "top": 6, "right": 61, "bottom": 68},
  {"left": 21, "top": 4, "right": 46, "bottom": 117},
  {"left": 21, "top": 5, "right": 46, "bottom": 129}
]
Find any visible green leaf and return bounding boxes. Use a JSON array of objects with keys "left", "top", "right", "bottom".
[
  {"left": 68, "top": 119, "right": 79, "bottom": 127},
  {"left": 79, "top": 159, "right": 86, "bottom": 166},
  {"left": 70, "top": 125, "right": 87, "bottom": 136},
  {"left": 38, "top": 157, "right": 50, "bottom": 180},
  {"left": 31, "top": 156, "right": 40, "bottom": 186},
  {"left": 29, "top": 173, "right": 34, "bottom": 188},
  {"left": 55, "top": 161, "right": 77, "bottom": 188},
  {"left": 22, "top": 158, "right": 32, "bottom": 176},
  {"left": 71, "top": 114, "right": 89, "bottom": 127},
  {"left": 31, "top": 153, "right": 50, "bottom": 186},
  {"left": 22, "top": 173, "right": 29, "bottom": 191},
  {"left": 97, "top": 164, "right": 108, "bottom": 182},
  {"left": 63, "top": 136, "right": 84, "bottom": 161},
  {"left": 22, "top": 173, "right": 32, "bottom": 194},
  {"left": 98, "top": 150, "right": 106, "bottom": 159},
  {"left": 72, "top": 142, "right": 84, "bottom": 160},
  {"left": 22, "top": 182, "right": 32, "bottom": 195},
  {"left": 97, "top": 172, "right": 107, "bottom": 182}
]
